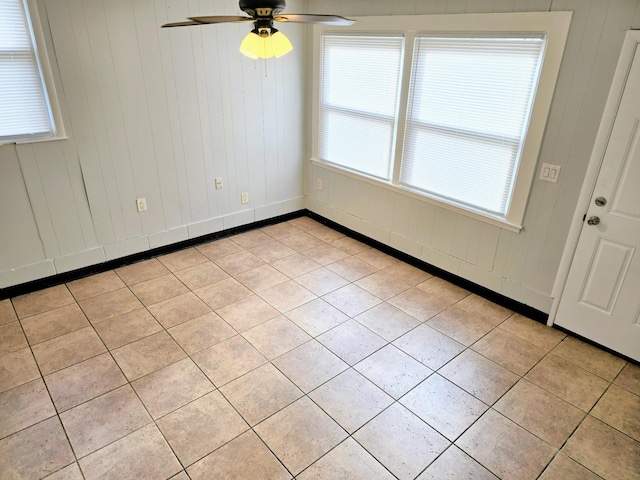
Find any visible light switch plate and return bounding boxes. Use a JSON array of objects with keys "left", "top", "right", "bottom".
[{"left": 539, "top": 163, "right": 561, "bottom": 183}]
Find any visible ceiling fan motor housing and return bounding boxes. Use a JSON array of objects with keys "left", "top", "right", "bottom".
[{"left": 239, "top": 0, "right": 286, "bottom": 18}]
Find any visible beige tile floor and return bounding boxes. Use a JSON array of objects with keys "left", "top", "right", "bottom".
[{"left": 1, "top": 216, "right": 639, "bottom": 480}]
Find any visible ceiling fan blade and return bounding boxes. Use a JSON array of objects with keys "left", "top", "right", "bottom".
[
  {"left": 162, "top": 20, "right": 206, "bottom": 28},
  {"left": 274, "top": 14, "right": 355, "bottom": 26},
  {"left": 188, "top": 15, "right": 255, "bottom": 24}
]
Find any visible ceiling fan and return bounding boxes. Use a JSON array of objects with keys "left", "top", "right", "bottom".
[{"left": 162, "top": 0, "right": 355, "bottom": 59}]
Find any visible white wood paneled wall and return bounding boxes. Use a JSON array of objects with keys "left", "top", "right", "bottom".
[
  {"left": 305, "top": 0, "right": 640, "bottom": 312},
  {"left": 0, "top": 0, "right": 305, "bottom": 287}
]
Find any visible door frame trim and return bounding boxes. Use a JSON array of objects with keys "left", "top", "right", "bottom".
[{"left": 549, "top": 30, "right": 640, "bottom": 326}]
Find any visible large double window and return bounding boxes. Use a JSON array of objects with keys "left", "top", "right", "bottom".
[
  {"left": 0, "top": 0, "right": 62, "bottom": 144},
  {"left": 313, "top": 13, "right": 571, "bottom": 230}
]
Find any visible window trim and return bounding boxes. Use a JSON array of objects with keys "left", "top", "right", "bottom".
[
  {"left": 311, "top": 12, "right": 572, "bottom": 231},
  {"left": 0, "top": 0, "right": 66, "bottom": 145}
]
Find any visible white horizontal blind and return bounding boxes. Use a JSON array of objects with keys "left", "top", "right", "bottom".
[
  {"left": 401, "top": 36, "right": 545, "bottom": 216},
  {"left": 0, "top": 0, "right": 54, "bottom": 142},
  {"left": 319, "top": 34, "right": 404, "bottom": 180}
]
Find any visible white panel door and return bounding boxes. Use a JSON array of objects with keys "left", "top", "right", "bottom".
[{"left": 556, "top": 36, "right": 640, "bottom": 361}]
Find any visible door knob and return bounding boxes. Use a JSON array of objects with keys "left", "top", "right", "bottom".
[
  {"left": 595, "top": 197, "right": 607, "bottom": 206},
  {"left": 587, "top": 216, "right": 600, "bottom": 226}
]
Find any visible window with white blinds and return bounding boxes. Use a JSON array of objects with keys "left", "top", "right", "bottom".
[
  {"left": 0, "top": 0, "right": 56, "bottom": 143},
  {"left": 401, "top": 36, "right": 545, "bottom": 216},
  {"left": 319, "top": 35, "right": 404, "bottom": 180}
]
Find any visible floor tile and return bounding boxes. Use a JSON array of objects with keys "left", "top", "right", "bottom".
[
  {"left": 111, "top": 331, "right": 186, "bottom": 381},
  {"left": 220, "top": 363, "right": 303, "bottom": 426},
  {"left": 196, "top": 238, "right": 243, "bottom": 260},
  {"left": 552, "top": 336, "right": 626, "bottom": 382},
  {"left": 79, "top": 424, "right": 181, "bottom": 480},
  {"left": 309, "top": 369, "right": 393, "bottom": 433},
  {"left": 0, "top": 321, "right": 27, "bottom": 356},
  {"left": 259, "top": 280, "right": 317, "bottom": 313},
  {"left": 383, "top": 262, "right": 432, "bottom": 286},
  {"left": 317, "top": 320, "right": 387, "bottom": 365},
  {"left": 32, "top": 327, "right": 106, "bottom": 376},
  {"left": 60, "top": 385, "right": 151, "bottom": 458},
  {"left": 439, "top": 350, "right": 519, "bottom": 405},
  {"left": 157, "top": 391, "right": 249, "bottom": 467},
  {"left": 393, "top": 324, "right": 465, "bottom": 370},
  {"left": 323, "top": 284, "right": 381, "bottom": 318},
  {"left": 288, "top": 217, "right": 323, "bottom": 232},
  {"left": 168, "top": 312, "right": 235, "bottom": 355},
  {"left": 355, "top": 345, "right": 432, "bottom": 399},
  {"left": 494, "top": 379, "right": 584, "bottom": 448},
  {"left": 0, "top": 417, "right": 74, "bottom": 480},
  {"left": 147, "top": 291, "right": 211, "bottom": 328},
  {"left": 298, "top": 437, "right": 395, "bottom": 480},
  {"left": 0, "top": 347, "right": 40, "bottom": 393},
  {"left": 130, "top": 274, "right": 189, "bottom": 306},
  {"left": 472, "top": 327, "right": 546, "bottom": 375},
  {"left": 47, "top": 462, "right": 84, "bottom": 480},
  {"left": 173, "top": 261, "right": 229, "bottom": 290},
  {"left": 563, "top": 416, "right": 640, "bottom": 480},
  {"left": 294, "top": 267, "right": 350, "bottom": 296},
  {"left": 539, "top": 453, "right": 603, "bottom": 480},
  {"left": 308, "top": 226, "right": 345, "bottom": 243},
  {"left": 455, "top": 294, "right": 512, "bottom": 326},
  {"left": 188, "top": 430, "right": 291, "bottom": 480},
  {"left": 67, "top": 271, "right": 126, "bottom": 301},
  {"left": 355, "top": 249, "right": 398, "bottom": 269},
  {"left": 132, "top": 358, "right": 214, "bottom": 419},
  {"left": 44, "top": 353, "right": 127, "bottom": 412},
  {"left": 303, "top": 244, "right": 350, "bottom": 266},
  {"left": 326, "top": 256, "right": 378, "bottom": 282},
  {"left": 243, "top": 316, "right": 311, "bottom": 360},
  {"left": 254, "top": 396, "right": 347, "bottom": 475},
  {"left": 500, "top": 313, "right": 566, "bottom": 351},
  {"left": 248, "top": 241, "right": 297, "bottom": 263},
  {"left": 231, "top": 229, "right": 273, "bottom": 249},
  {"left": 355, "top": 303, "right": 421, "bottom": 342},
  {"left": 354, "top": 403, "right": 449, "bottom": 480},
  {"left": 214, "top": 250, "right": 265, "bottom": 276},
  {"left": 273, "top": 340, "right": 348, "bottom": 392},
  {"left": 388, "top": 288, "right": 448, "bottom": 322},
  {"left": 355, "top": 271, "right": 411, "bottom": 300},
  {"left": 525, "top": 354, "right": 610, "bottom": 411},
  {"left": 194, "top": 277, "right": 252, "bottom": 309},
  {"left": 427, "top": 306, "right": 494, "bottom": 346},
  {"left": 615, "top": 362, "right": 640, "bottom": 396},
  {"left": 0, "top": 378, "right": 56, "bottom": 439},
  {"left": 417, "top": 277, "right": 470, "bottom": 305},
  {"left": 93, "top": 308, "right": 162, "bottom": 349},
  {"left": 158, "top": 247, "right": 208, "bottom": 272},
  {"left": 0, "top": 299, "right": 17, "bottom": 325},
  {"left": 115, "top": 258, "right": 170, "bottom": 286},
  {"left": 192, "top": 335, "right": 267, "bottom": 387},
  {"left": 417, "top": 445, "right": 498, "bottom": 480},
  {"left": 261, "top": 221, "right": 302, "bottom": 239},
  {"left": 236, "top": 264, "right": 288, "bottom": 292},
  {"left": 285, "top": 298, "right": 349, "bottom": 337},
  {"left": 330, "top": 236, "right": 370, "bottom": 255},
  {"left": 272, "top": 253, "right": 322, "bottom": 277},
  {"left": 591, "top": 384, "right": 640, "bottom": 441},
  {"left": 12, "top": 284, "right": 75, "bottom": 319},
  {"left": 21, "top": 303, "right": 89, "bottom": 346},
  {"left": 216, "top": 294, "right": 280, "bottom": 332},
  {"left": 401, "top": 374, "right": 488, "bottom": 441},
  {"left": 79, "top": 287, "right": 142, "bottom": 324},
  {"left": 280, "top": 232, "right": 325, "bottom": 252},
  {"left": 456, "top": 409, "right": 556, "bottom": 479}
]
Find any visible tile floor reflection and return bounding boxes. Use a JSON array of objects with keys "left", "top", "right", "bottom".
[{"left": 0, "top": 216, "right": 639, "bottom": 479}]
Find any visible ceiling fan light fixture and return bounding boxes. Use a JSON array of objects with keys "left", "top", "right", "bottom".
[{"left": 239, "top": 27, "right": 292, "bottom": 59}]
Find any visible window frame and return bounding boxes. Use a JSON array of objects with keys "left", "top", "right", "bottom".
[
  {"left": 311, "top": 12, "right": 572, "bottom": 232},
  {"left": 0, "top": 0, "right": 66, "bottom": 145}
]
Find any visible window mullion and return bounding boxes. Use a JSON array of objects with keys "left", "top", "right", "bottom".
[{"left": 391, "top": 31, "right": 415, "bottom": 186}]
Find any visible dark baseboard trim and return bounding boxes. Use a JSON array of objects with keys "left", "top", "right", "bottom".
[{"left": 0, "top": 210, "right": 307, "bottom": 301}]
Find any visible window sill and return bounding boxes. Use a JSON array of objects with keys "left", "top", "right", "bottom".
[
  {"left": 1, "top": 136, "right": 69, "bottom": 146},
  {"left": 310, "top": 158, "right": 524, "bottom": 233}
]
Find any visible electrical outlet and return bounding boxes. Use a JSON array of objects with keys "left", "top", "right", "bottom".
[
  {"left": 241, "top": 192, "right": 249, "bottom": 204},
  {"left": 317, "top": 178, "right": 323, "bottom": 190},
  {"left": 215, "top": 178, "right": 223, "bottom": 189},
  {"left": 539, "top": 163, "right": 561, "bottom": 183},
  {"left": 136, "top": 198, "right": 148, "bottom": 212}
]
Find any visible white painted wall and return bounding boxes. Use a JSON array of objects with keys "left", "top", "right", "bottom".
[
  {"left": 305, "top": 0, "right": 640, "bottom": 312},
  {"left": 0, "top": 0, "right": 306, "bottom": 288}
]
